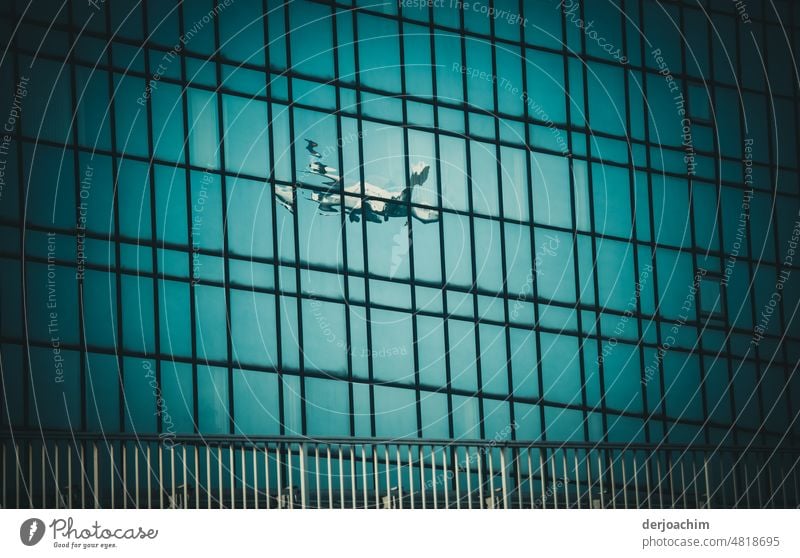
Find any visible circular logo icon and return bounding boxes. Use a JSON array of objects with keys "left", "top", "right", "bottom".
[{"left": 20, "top": 518, "right": 45, "bottom": 546}]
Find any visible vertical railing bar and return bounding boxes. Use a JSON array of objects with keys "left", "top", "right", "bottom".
[
  {"left": 373, "top": 445, "right": 379, "bottom": 510},
  {"left": 207, "top": 445, "right": 212, "bottom": 509},
  {"left": 93, "top": 442, "right": 99, "bottom": 509},
  {"left": 609, "top": 450, "right": 616, "bottom": 510},
  {"left": 158, "top": 445, "right": 163, "bottom": 509},
  {"left": 500, "top": 447, "right": 508, "bottom": 509},
  {"left": 442, "top": 448, "right": 449, "bottom": 509},
  {"left": 218, "top": 446, "right": 223, "bottom": 509},
  {"left": 621, "top": 451, "right": 628, "bottom": 509},
  {"left": 1, "top": 443, "right": 6, "bottom": 509},
  {"left": 230, "top": 445, "right": 235, "bottom": 510},
  {"left": 681, "top": 460, "right": 687, "bottom": 509},
  {"left": 408, "top": 446, "right": 414, "bottom": 510},
  {"left": 340, "top": 446, "right": 346, "bottom": 509},
  {"left": 241, "top": 447, "right": 246, "bottom": 509},
  {"left": 633, "top": 453, "right": 639, "bottom": 510},
  {"left": 585, "top": 449, "right": 593, "bottom": 509},
  {"left": 597, "top": 452, "right": 604, "bottom": 510},
  {"left": 757, "top": 456, "right": 765, "bottom": 508},
  {"left": 396, "top": 446, "right": 403, "bottom": 510},
  {"left": 300, "top": 443, "right": 307, "bottom": 509},
  {"left": 516, "top": 449, "right": 523, "bottom": 510},
  {"left": 109, "top": 444, "right": 114, "bottom": 510},
  {"left": 135, "top": 445, "right": 140, "bottom": 509},
  {"left": 718, "top": 456, "right": 726, "bottom": 509},
  {"left": 656, "top": 456, "right": 663, "bottom": 509},
  {"left": 171, "top": 446, "right": 176, "bottom": 509},
  {"left": 453, "top": 447, "right": 460, "bottom": 510},
  {"left": 731, "top": 453, "right": 740, "bottom": 509},
  {"left": 361, "top": 446, "right": 367, "bottom": 509},
  {"left": 41, "top": 442, "right": 46, "bottom": 508},
  {"left": 539, "top": 449, "right": 545, "bottom": 509},
  {"left": 147, "top": 445, "right": 152, "bottom": 510},
  {"left": 264, "top": 445, "right": 270, "bottom": 509},
  {"left": 384, "top": 446, "right": 390, "bottom": 508},
  {"left": 314, "top": 446, "right": 320, "bottom": 510},
  {"left": 667, "top": 450, "right": 675, "bottom": 509},
  {"left": 465, "top": 448, "right": 473, "bottom": 510},
  {"left": 420, "top": 446, "right": 426, "bottom": 509},
  {"left": 488, "top": 450, "right": 494, "bottom": 509},
  {"left": 122, "top": 443, "right": 127, "bottom": 509},
  {"left": 431, "top": 447, "right": 438, "bottom": 509},
  {"left": 644, "top": 455, "right": 651, "bottom": 509},
  {"left": 691, "top": 455, "right": 699, "bottom": 509},
  {"left": 326, "top": 447, "right": 333, "bottom": 509},
  {"left": 252, "top": 447, "right": 257, "bottom": 510},
  {"left": 287, "top": 445, "right": 294, "bottom": 510},
  {"left": 744, "top": 462, "right": 751, "bottom": 509},
  {"left": 181, "top": 445, "right": 189, "bottom": 509},
  {"left": 15, "top": 442, "right": 20, "bottom": 509},
  {"left": 55, "top": 443, "right": 60, "bottom": 509},
  {"left": 476, "top": 450, "right": 483, "bottom": 509},
  {"left": 563, "top": 450, "right": 570, "bottom": 509},
  {"left": 196, "top": 446, "right": 201, "bottom": 510},
  {"left": 550, "top": 451, "right": 558, "bottom": 510},
  {"left": 28, "top": 442, "right": 33, "bottom": 508},
  {"left": 533, "top": 450, "right": 538, "bottom": 509},
  {"left": 67, "top": 444, "right": 73, "bottom": 510},
  {"left": 350, "top": 447, "right": 356, "bottom": 510},
  {"left": 80, "top": 442, "right": 86, "bottom": 509},
  {"left": 704, "top": 454, "right": 711, "bottom": 509}
]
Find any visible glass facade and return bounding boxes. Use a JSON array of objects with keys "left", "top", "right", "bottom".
[{"left": 1, "top": 0, "right": 800, "bottom": 454}]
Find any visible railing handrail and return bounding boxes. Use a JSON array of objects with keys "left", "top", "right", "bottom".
[{"left": 2, "top": 429, "right": 799, "bottom": 454}]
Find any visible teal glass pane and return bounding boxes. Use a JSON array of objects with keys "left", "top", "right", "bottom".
[
  {"left": 29, "top": 346, "right": 80, "bottom": 429},
  {"left": 452, "top": 395, "right": 481, "bottom": 439},
  {"left": 160, "top": 361, "right": 195, "bottom": 434},
  {"left": 233, "top": 369, "right": 281, "bottom": 435},
  {"left": 197, "top": 365, "right": 229, "bottom": 434},
  {"left": 85, "top": 352, "right": 120, "bottom": 432},
  {"left": 539, "top": 333, "right": 582, "bottom": 405},
  {"left": 194, "top": 285, "right": 228, "bottom": 362},
  {"left": 187, "top": 88, "right": 220, "bottom": 169},
  {"left": 602, "top": 342, "right": 643, "bottom": 413},
  {"left": 524, "top": 49, "right": 566, "bottom": 124},
  {"left": 448, "top": 320, "right": 478, "bottom": 392},
  {"left": 596, "top": 238, "right": 635, "bottom": 311},
  {"left": 371, "top": 309, "right": 415, "bottom": 385},
  {"left": 474, "top": 218, "right": 503, "bottom": 292},
  {"left": 222, "top": 95, "right": 269, "bottom": 177},
  {"left": 509, "top": 327, "right": 538, "bottom": 399},
  {"left": 123, "top": 357, "right": 157, "bottom": 433},
  {"left": 302, "top": 299, "right": 347, "bottom": 374},
  {"left": 357, "top": 13, "right": 401, "bottom": 92},
  {"left": 479, "top": 323, "right": 508, "bottom": 396},
  {"left": 219, "top": 0, "right": 265, "bottom": 65},
  {"left": 417, "top": 315, "right": 447, "bottom": 388},
  {"left": 305, "top": 376, "right": 351, "bottom": 436},
  {"left": 592, "top": 162, "right": 632, "bottom": 238},
  {"left": 374, "top": 385, "right": 417, "bottom": 438},
  {"left": 531, "top": 152, "right": 571, "bottom": 228}
]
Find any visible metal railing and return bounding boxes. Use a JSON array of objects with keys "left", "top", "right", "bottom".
[{"left": 1, "top": 432, "right": 799, "bottom": 509}]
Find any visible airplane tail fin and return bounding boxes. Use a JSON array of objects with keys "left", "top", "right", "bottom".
[
  {"left": 410, "top": 162, "right": 430, "bottom": 187},
  {"left": 396, "top": 163, "right": 431, "bottom": 204}
]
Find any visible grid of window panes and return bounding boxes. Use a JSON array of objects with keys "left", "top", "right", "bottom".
[{"left": 1, "top": 0, "right": 799, "bottom": 448}]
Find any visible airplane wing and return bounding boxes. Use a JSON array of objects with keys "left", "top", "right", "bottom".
[
  {"left": 411, "top": 206, "right": 439, "bottom": 223},
  {"left": 305, "top": 139, "right": 321, "bottom": 158},
  {"left": 275, "top": 184, "right": 295, "bottom": 213},
  {"left": 347, "top": 199, "right": 383, "bottom": 223},
  {"left": 362, "top": 201, "right": 383, "bottom": 223}
]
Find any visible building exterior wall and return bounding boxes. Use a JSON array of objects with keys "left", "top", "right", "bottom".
[{"left": 0, "top": 0, "right": 799, "bottom": 452}]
